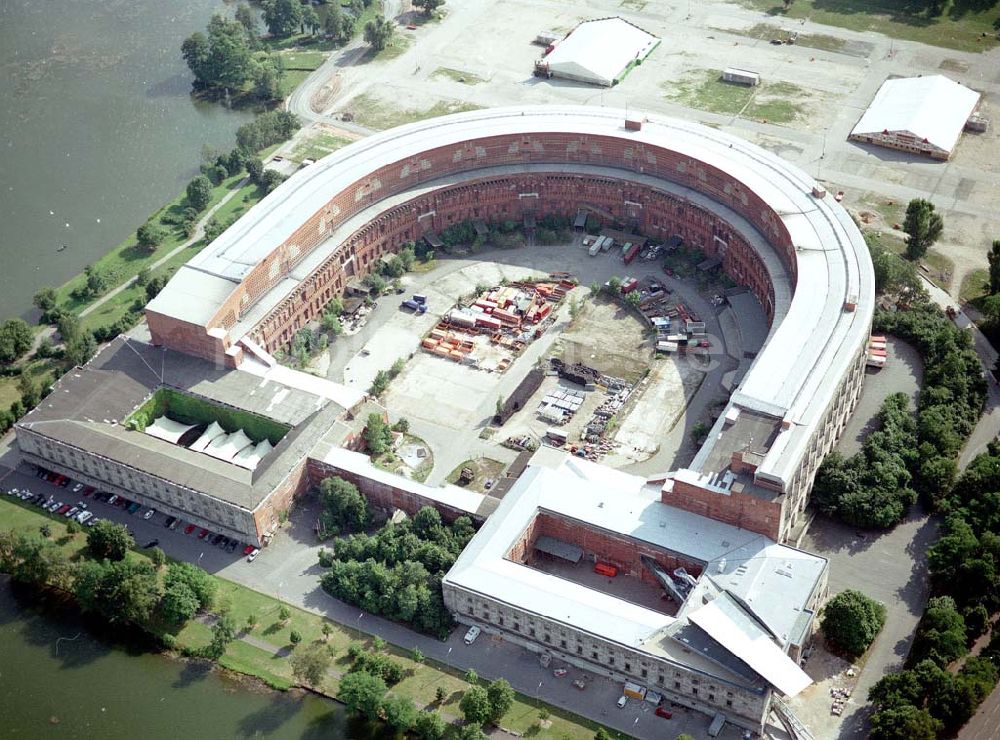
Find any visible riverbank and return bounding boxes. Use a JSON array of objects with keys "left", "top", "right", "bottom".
[{"left": 0, "top": 493, "right": 621, "bottom": 740}]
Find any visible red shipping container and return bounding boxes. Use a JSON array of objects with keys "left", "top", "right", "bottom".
[{"left": 594, "top": 562, "right": 618, "bottom": 577}]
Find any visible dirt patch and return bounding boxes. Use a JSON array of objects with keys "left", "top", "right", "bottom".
[
  {"left": 309, "top": 73, "right": 341, "bottom": 114},
  {"left": 553, "top": 296, "right": 651, "bottom": 383},
  {"left": 445, "top": 457, "right": 507, "bottom": 493}
]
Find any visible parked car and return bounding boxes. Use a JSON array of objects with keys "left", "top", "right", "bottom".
[
  {"left": 35, "top": 468, "right": 46, "bottom": 478},
  {"left": 107, "top": 494, "right": 119, "bottom": 506},
  {"left": 216, "top": 536, "right": 229, "bottom": 549},
  {"left": 463, "top": 626, "right": 481, "bottom": 645},
  {"left": 143, "top": 539, "right": 159, "bottom": 550},
  {"left": 82, "top": 486, "right": 95, "bottom": 497},
  {"left": 246, "top": 548, "right": 260, "bottom": 563},
  {"left": 225, "top": 539, "right": 238, "bottom": 553},
  {"left": 57, "top": 476, "right": 69, "bottom": 488},
  {"left": 86, "top": 517, "right": 99, "bottom": 528},
  {"left": 184, "top": 524, "right": 196, "bottom": 535},
  {"left": 617, "top": 696, "right": 628, "bottom": 709},
  {"left": 211, "top": 533, "right": 223, "bottom": 546},
  {"left": 127, "top": 502, "right": 141, "bottom": 514},
  {"left": 77, "top": 511, "right": 94, "bottom": 524},
  {"left": 72, "top": 483, "right": 84, "bottom": 493},
  {"left": 163, "top": 516, "right": 176, "bottom": 529},
  {"left": 198, "top": 529, "right": 210, "bottom": 540},
  {"left": 48, "top": 501, "right": 63, "bottom": 512},
  {"left": 143, "top": 508, "right": 155, "bottom": 520},
  {"left": 65, "top": 507, "right": 79, "bottom": 518},
  {"left": 655, "top": 706, "right": 673, "bottom": 719},
  {"left": 243, "top": 544, "right": 256, "bottom": 556},
  {"left": 169, "top": 518, "right": 180, "bottom": 531}
]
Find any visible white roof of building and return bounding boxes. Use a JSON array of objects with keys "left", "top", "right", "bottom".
[
  {"left": 851, "top": 75, "right": 980, "bottom": 154},
  {"left": 203, "top": 429, "right": 255, "bottom": 463},
  {"left": 545, "top": 17, "right": 659, "bottom": 86},
  {"left": 687, "top": 598, "right": 811, "bottom": 697},
  {"left": 143, "top": 416, "right": 195, "bottom": 445},
  {"left": 445, "top": 461, "right": 826, "bottom": 670}
]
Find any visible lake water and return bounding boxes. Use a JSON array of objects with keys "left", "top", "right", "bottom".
[
  {"left": 0, "top": 579, "right": 364, "bottom": 739},
  {"left": 0, "top": 0, "right": 257, "bottom": 320}
]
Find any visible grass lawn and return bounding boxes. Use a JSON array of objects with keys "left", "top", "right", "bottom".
[
  {"left": 432, "top": 67, "right": 487, "bottom": 85},
  {"left": 736, "top": 0, "right": 1000, "bottom": 52},
  {"left": 445, "top": 458, "right": 507, "bottom": 493},
  {"left": 733, "top": 23, "right": 848, "bottom": 51},
  {"left": 961, "top": 268, "right": 989, "bottom": 303},
  {"left": 345, "top": 94, "right": 482, "bottom": 131},
  {"left": 279, "top": 69, "right": 315, "bottom": 98},
  {"left": 664, "top": 70, "right": 806, "bottom": 123},
  {"left": 287, "top": 131, "right": 353, "bottom": 164},
  {"left": 0, "top": 358, "right": 57, "bottom": 409}
]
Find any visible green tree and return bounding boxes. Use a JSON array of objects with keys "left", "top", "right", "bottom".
[
  {"left": 87, "top": 520, "right": 134, "bottom": 561},
  {"left": 363, "top": 413, "right": 393, "bottom": 456},
  {"left": 18, "top": 373, "right": 41, "bottom": 410},
  {"left": 289, "top": 629, "right": 302, "bottom": 645},
  {"left": 160, "top": 581, "right": 201, "bottom": 626},
  {"left": 0, "top": 318, "right": 34, "bottom": 363},
  {"left": 136, "top": 222, "right": 167, "bottom": 253},
  {"left": 363, "top": 15, "right": 394, "bottom": 52},
  {"left": 594, "top": 730, "right": 613, "bottom": 740},
  {"left": 164, "top": 561, "right": 216, "bottom": 609},
  {"left": 339, "top": 670, "right": 387, "bottom": 720},
  {"left": 413, "top": 0, "right": 444, "bottom": 14},
  {"left": 321, "top": 621, "right": 332, "bottom": 641},
  {"left": 486, "top": 678, "right": 514, "bottom": 722},
  {"left": 278, "top": 604, "right": 291, "bottom": 623},
  {"left": 202, "top": 614, "right": 237, "bottom": 659},
  {"left": 262, "top": 0, "right": 303, "bottom": 37},
  {"left": 903, "top": 198, "right": 944, "bottom": 261},
  {"left": 290, "top": 642, "right": 332, "bottom": 687},
  {"left": 869, "top": 704, "right": 942, "bottom": 740},
  {"left": 987, "top": 239, "right": 1000, "bottom": 295},
  {"left": 869, "top": 669, "right": 924, "bottom": 710},
  {"left": 435, "top": 685, "right": 448, "bottom": 704},
  {"left": 413, "top": 710, "right": 447, "bottom": 739},
  {"left": 234, "top": 3, "right": 258, "bottom": 36},
  {"left": 83, "top": 264, "right": 108, "bottom": 298},
  {"left": 909, "top": 596, "right": 968, "bottom": 667},
  {"left": 382, "top": 693, "right": 418, "bottom": 732},
  {"left": 33, "top": 286, "right": 57, "bottom": 314},
  {"left": 459, "top": 685, "right": 492, "bottom": 725},
  {"left": 149, "top": 547, "right": 166, "bottom": 568},
  {"left": 319, "top": 476, "right": 370, "bottom": 533},
  {"left": 301, "top": 5, "right": 320, "bottom": 35},
  {"left": 453, "top": 724, "right": 487, "bottom": 740},
  {"left": 607, "top": 276, "right": 622, "bottom": 294},
  {"left": 821, "top": 589, "right": 887, "bottom": 657},
  {"left": 75, "top": 559, "right": 162, "bottom": 626},
  {"left": 65, "top": 330, "right": 97, "bottom": 366},
  {"left": 186, "top": 175, "right": 213, "bottom": 212},
  {"left": 246, "top": 612, "right": 258, "bottom": 631}
]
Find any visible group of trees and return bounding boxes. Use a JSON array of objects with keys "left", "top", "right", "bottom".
[
  {"left": 369, "top": 357, "right": 407, "bottom": 397},
  {"left": 318, "top": 503, "right": 476, "bottom": 637},
  {"left": 0, "top": 520, "right": 215, "bottom": 640},
  {"left": 866, "top": 440, "right": 1000, "bottom": 737},
  {"left": 0, "top": 318, "right": 33, "bottom": 364},
  {"left": 363, "top": 412, "right": 394, "bottom": 456},
  {"left": 459, "top": 678, "right": 515, "bottom": 727},
  {"left": 811, "top": 393, "right": 919, "bottom": 528}
]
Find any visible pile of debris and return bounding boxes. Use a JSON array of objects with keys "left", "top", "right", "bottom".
[
  {"left": 536, "top": 387, "right": 586, "bottom": 425},
  {"left": 502, "top": 435, "right": 538, "bottom": 452}
]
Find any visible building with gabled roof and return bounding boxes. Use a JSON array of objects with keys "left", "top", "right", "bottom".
[
  {"left": 849, "top": 75, "right": 981, "bottom": 160},
  {"left": 536, "top": 17, "right": 659, "bottom": 87}
]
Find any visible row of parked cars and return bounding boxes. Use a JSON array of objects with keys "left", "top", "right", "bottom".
[{"left": 17, "top": 468, "right": 260, "bottom": 562}]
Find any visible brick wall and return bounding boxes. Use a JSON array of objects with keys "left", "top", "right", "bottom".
[{"left": 663, "top": 478, "right": 782, "bottom": 541}]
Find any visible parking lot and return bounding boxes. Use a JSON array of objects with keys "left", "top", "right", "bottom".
[{"left": 0, "top": 463, "right": 258, "bottom": 574}]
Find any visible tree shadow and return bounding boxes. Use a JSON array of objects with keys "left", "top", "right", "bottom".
[
  {"left": 235, "top": 693, "right": 306, "bottom": 738},
  {"left": 172, "top": 658, "right": 213, "bottom": 688}
]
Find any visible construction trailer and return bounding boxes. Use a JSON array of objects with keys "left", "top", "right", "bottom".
[{"left": 722, "top": 67, "right": 761, "bottom": 86}]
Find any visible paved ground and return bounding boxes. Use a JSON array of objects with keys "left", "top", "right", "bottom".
[{"left": 835, "top": 337, "right": 924, "bottom": 458}]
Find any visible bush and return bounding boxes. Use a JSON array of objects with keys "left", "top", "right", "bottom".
[{"left": 821, "top": 589, "right": 886, "bottom": 657}]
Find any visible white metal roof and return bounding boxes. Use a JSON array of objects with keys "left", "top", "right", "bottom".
[
  {"left": 851, "top": 75, "right": 980, "bottom": 154},
  {"left": 203, "top": 429, "right": 254, "bottom": 463},
  {"left": 688, "top": 598, "right": 811, "bottom": 697},
  {"left": 190, "top": 421, "right": 225, "bottom": 452},
  {"left": 233, "top": 438, "right": 273, "bottom": 470},
  {"left": 545, "top": 17, "right": 658, "bottom": 86}
]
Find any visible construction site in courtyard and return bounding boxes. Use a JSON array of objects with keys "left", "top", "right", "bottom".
[{"left": 419, "top": 276, "right": 575, "bottom": 372}]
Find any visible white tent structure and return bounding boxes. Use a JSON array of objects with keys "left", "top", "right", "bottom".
[
  {"left": 144, "top": 416, "right": 195, "bottom": 445},
  {"left": 204, "top": 429, "right": 255, "bottom": 464},
  {"left": 540, "top": 17, "right": 659, "bottom": 87},
  {"left": 190, "top": 421, "right": 226, "bottom": 453},
  {"left": 849, "top": 75, "right": 980, "bottom": 160},
  {"left": 233, "top": 439, "right": 274, "bottom": 471}
]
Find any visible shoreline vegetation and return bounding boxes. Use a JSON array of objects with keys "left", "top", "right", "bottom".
[{"left": 0, "top": 495, "right": 618, "bottom": 740}]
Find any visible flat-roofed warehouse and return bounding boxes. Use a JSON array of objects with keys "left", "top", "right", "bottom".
[
  {"left": 849, "top": 75, "right": 981, "bottom": 160},
  {"left": 536, "top": 17, "right": 659, "bottom": 87}
]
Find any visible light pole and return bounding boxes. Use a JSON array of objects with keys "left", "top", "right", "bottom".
[{"left": 356, "top": 612, "right": 364, "bottom": 641}]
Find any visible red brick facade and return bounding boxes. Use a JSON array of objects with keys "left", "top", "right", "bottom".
[
  {"left": 664, "top": 478, "right": 782, "bottom": 542},
  {"left": 147, "top": 132, "right": 794, "bottom": 362}
]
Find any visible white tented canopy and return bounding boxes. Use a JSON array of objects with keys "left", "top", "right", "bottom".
[
  {"left": 850, "top": 75, "right": 980, "bottom": 155},
  {"left": 190, "top": 421, "right": 226, "bottom": 452},
  {"left": 545, "top": 17, "right": 658, "bottom": 86},
  {"left": 204, "top": 429, "right": 255, "bottom": 463},
  {"left": 232, "top": 439, "right": 274, "bottom": 471},
  {"left": 144, "top": 416, "right": 195, "bottom": 445}
]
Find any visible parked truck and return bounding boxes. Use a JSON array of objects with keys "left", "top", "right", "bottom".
[
  {"left": 623, "top": 242, "right": 641, "bottom": 264},
  {"left": 588, "top": 241, "right": 602, "bottom": 257}
]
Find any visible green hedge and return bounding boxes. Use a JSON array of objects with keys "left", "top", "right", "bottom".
[{"left": 126, "top": 387, "right": 289, "bottom": 445}]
